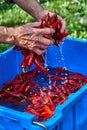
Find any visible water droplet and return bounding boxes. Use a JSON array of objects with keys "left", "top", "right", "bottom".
[
  {"left": 59, "top": 45, "right": 67, "bottom": 69},
  {"left": 44, "top": 50, "right": 48, "bottom": 68},
  {"left": 41, "top": 77, "right": 44, "bottom": 81},
  {"left": 48, "top": 77, "right": 52, "bottom": 89},
  {"left": 48, "top": 84, "right": 52, "bottom": 89}
]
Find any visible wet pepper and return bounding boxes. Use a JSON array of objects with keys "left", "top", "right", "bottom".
[{"left": 1, "top": 68, "right": 87, "bottom": 122}]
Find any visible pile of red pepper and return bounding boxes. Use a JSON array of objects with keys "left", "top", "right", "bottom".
[{"left": 0, "top": 67, "right": 87, "bottom": 122}]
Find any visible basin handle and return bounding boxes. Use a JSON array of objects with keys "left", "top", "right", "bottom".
[{"left": 33, "top": 121, "right": 48, "bottom": 130}]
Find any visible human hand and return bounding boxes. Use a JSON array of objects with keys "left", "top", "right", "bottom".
[
  {"left": 39, "top": 10, "right": 67, "bottom": 33},
  {"left": 11, "top": 22, "right": 55, "bottom": 55}
]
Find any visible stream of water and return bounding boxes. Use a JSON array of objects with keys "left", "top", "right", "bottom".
[
  {"left": 44, "top": 44, "right": 67, "bottom": 89},
  {"left": 59, "top": 43, "right": 67, "bottom": 70}
]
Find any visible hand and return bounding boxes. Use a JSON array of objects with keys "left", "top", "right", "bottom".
[
  {"left": 11, "top": 22, "right": 55, "bottom": 55},
  {"left": 39, "top": 10, "right": 67, "bottom": 33}
]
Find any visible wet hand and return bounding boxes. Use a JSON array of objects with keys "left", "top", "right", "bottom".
[{"left": 12, "top": 22, "right": 55, "bottom": 55}]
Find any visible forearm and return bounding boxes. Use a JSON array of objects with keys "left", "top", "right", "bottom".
[
  {"left": 0, "top": 26, "right": 14, "bottom": 44},
  {"left": 13, "top": 0, "right": 46, "bottom": 20}
]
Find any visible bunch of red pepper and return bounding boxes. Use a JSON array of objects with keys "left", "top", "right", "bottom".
[
  {"left": 39, "top": 11, "right": 70, "bottom": 45},
  {"left": 0, "top": 67, "right": 87, "bottom": 122}
]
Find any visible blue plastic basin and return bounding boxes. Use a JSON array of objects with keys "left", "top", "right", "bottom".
[{"left": 0, "top": 38, "right": 87, "bottom": 130}]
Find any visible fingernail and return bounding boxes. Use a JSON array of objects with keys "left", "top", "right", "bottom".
[{"left": 51, "top": 29, "right": 55, "bottom": 34}]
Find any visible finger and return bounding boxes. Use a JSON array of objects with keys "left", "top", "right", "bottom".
[
  {"left": 33, "top": 48, "right": 46, "bottom": 55},
  {"left": 27, "top": 22, "right": 41, "bottom": 27},
  {"left": 35, "top": 36, "right": 54, "bottom": 46},
  {"left": 18, "top": 27, "right": 55, "bottom": 39},
  {"left": 22, "top": 22, "right": 41, "bottom": 28},
  {"left": 33, "top": 42, "right": 48, "bottom": 50},
  {"left": 60, "top": 20, "right": 67, "bottom": 33},
  {"left": 23, "top": 39, "right": 49, "bottom": 52},
  {"left": 36, "top": 28, "right": 55, "bottom": 35},
  {"left": 21, "top": 35, "right": 54, "bottom": 46},
  {"left": 21, "top": 34, "right": 36, "bottom": 40},
  {"left": 51, "top": 12, "right": 67, "bottom": 33},
  {"left": 16, "top": 31, "right": 31, "bottom": 38}
]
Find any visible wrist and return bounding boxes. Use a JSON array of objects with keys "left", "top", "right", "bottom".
[
  {"left": 4, "top": 27, "right": 15, "bottom": 44},
  {"left": 0, "top": 27, "right": 15, "bottom": 44},
  {"left": 37, "top": 9, "right": 49, "bottom": 20}
]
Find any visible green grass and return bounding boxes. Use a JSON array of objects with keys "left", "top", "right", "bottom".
[{"left": 0, "top": 0, "right": 87, "bottom": 52}]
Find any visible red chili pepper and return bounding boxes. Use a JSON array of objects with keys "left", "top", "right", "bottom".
[
  {"left": 40, "top": 89, "right": 45, "bottom": 97},
  {"left": 48, "top": 96, "right": 55, "bottom": 110},
  {"left": 34, "top": 102, "right": 42, "bottom": 109},
  {"left": 20, "top": 97, "right": 30, "bottom": 103},
  {"left": 14, "top": 84, "right": 20, "bottom": 89},
  {"left": 52, "top": 81, "right": 57, "bottom": 88},
  {"left": 48, "top": 91, "right": 55, "bottom": 98},
  {"left": 44, "top": 34, "right": 50, "bottom": 39},
  {"left": 21, "top": 59, "right": 27, "bottom": 68},
  {"left": 3, "top": 89, "right": 23, "bottom": 98},
  {"left": 39, "top": 19, "right": 44, "bottom": 28},
  {"left": 59, "top": 96, "right": 68, "bottom": 104},
  {"left": 21, "top": 49, "right": 29, "bottom": 57},
  {"left": 56, "top": 86, "right": 66, "bottom": 99},
  {"left": 18, "top": 82, "right": 27, "bottom": 93},
  {"left": 50, "top": 21, "right": 60, "bottom": 28},
  {"left": 28, "top": 52, "right": 35, "bottom": 67},
  {"left": 24, "top": 85, "right": 30, "bottom": 94},
  {"left": 69, "top": 74, "right": 85, "bottom": 81},
  {"left": 68, "top": 79, "right": 77, "bottom": 86},
  {"left": 58, "top": 32, "right": 71, "bottom": 39},
  {"left": 43, "top": 105, "right": 54, "bottom": 116},
  {"left": 36, "top": 107, "right": 44, "bottom": 113},
  {"left": 64, "top": 84, "right": 71, "bottom": 95},
  {"left": 25, "top": 107, "right": 40, "bottom": 117},
  {"left": 13, "top": 45, "right": 20, "bottom": 50},
  {"left": 48, "top": 74, "right": 65, "bottom": 81},
  {"left": 40, "top": 111, "right": 48, "bottom": 117},
  {"left": 56, "top": 67, "right": 69, "bottom": 75},
  {"left": 34, "top": 57, "right": 48, "bottom": 73},
  {"left": 31, "top": 82, "right": 38, "bottom": 88},
  {"left": 58, "top": 85, "right": 67, "bottom": 95},
  {"left": 44, "top": 13, "right": 50, "bottom": 25},
  {"left": 32, "top": 98, "right": 38, "bottom": 105},
  {"left": 0, "top": 92, "right": 8, "bottom": 99},
  {"left": 32, "top": 67, "right": 38, "bottom": 78}
]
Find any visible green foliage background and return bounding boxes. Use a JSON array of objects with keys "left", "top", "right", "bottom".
[{"left": 0, "top": 0, "right": 87, "bottom": 52}]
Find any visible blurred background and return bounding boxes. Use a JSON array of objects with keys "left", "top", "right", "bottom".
[{"left": 0, "top": 0, "right": 87, "bottom": 52}]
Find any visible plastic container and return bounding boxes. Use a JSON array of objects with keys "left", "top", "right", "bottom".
[{"left": 0, "top": 38, "right": 87, "bottom": 130}]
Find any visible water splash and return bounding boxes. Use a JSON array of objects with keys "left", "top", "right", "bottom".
[
  {"left": 48, "top": 77, "right": 52, "bottom": 89},
  {"left": 44, "top": 50, "right": 48, "bottom": 68},
  {"left": 59, "top": 43, "right": 67, "bottom": 69},
  {"left": 44, "top": 50, "right": 52, "bottom": 89}
]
